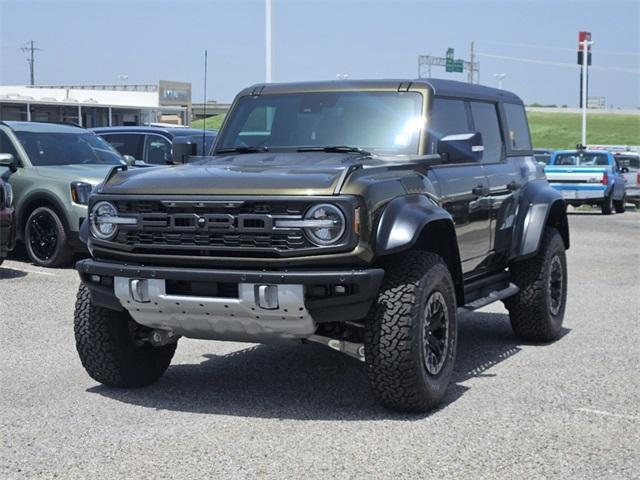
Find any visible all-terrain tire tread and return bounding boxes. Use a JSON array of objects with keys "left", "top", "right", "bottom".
[
  {"left": 505, "top": 227, "right": 566, "bottom": 342},
  {"left": 74, "top": 284, "right": 176, "bottom": 387},
  {"left": 365, "top": 252, "right": 455, "bottom": 412}
]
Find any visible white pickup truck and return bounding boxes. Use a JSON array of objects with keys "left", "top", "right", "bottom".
[
  {"left": 613, "top": 153, "right": 640, "bottom": 207},
  {"left": 545, "top": 149, "right": 628, "bottom": 215}
]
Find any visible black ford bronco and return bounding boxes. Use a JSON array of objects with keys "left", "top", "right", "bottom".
[{"left": 74, "top": 79, "right": 569, "bottom": 412}]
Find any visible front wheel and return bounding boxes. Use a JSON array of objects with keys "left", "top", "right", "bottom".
[
  {"left": 365, "top": 252, "right": 457, "bottom": 412},
  {"left": 505, "top": 227, "right": 567, "bottom": 342},
  {"left": 74, "top": 284, "right": 177, "bottom": 387},
  {"left": 24, "top": 206, "right": 74, "bottom": 267}
]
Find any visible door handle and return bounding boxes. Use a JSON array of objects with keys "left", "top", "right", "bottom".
[{"left": 472, "top": 185, "right": 489, "bottom": 196}]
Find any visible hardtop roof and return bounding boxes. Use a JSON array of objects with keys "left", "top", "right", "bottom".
[{"left": 237, "top": 78, "right": 523, "bottom": 104}]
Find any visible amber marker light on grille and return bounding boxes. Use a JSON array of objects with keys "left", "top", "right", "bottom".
[{"left": 354, "top": 207, "right": 361, "bottom": 235}]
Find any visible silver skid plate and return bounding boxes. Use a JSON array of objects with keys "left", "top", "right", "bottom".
[{"left": 114, "top": 277, "right": 316, "bottom": 343}]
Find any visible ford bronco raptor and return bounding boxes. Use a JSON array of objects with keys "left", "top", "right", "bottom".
[{"left": 74, "top": 79, "right": 569, "bottom": 412}]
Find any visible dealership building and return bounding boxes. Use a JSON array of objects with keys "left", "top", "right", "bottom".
[{"left": 0, "top": 80, "right": 192, "bottom": 127}]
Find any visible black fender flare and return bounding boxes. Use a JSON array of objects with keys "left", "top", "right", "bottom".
[
  {"left": 17, "top": 191, "right": 71, "bottom": 240},
  {"left": 512, "top": 180, "right": 569, "bottom": 259},
  {"left": 374, "top": 194, "right": 464, "bottom": 304}
]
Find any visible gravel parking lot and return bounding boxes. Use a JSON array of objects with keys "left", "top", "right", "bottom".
[{"left": 1, "top": 211, "right": 638, "bottom": 479}]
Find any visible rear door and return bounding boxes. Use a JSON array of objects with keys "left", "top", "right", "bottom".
[{"left": 426, "top": 97, "right": 492, "bottom": 275}]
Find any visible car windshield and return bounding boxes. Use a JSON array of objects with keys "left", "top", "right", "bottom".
[
  {"left": 216, "top": 91, "right": 424, "bottom": 155},
  {"left": 553, "top": 152, "right": 609, "bottom": 167},
  {"left": 15, "top": 131, "right": 125, "bottom": 166}
]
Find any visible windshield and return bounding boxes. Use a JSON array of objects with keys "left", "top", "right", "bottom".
[
  {"left": 15, "top": 131, "right": 125, "bottom": 166},
  {"left": 216, "top": 91, "right": 424, "bottom": 155},
  {"left": 553, "top": 152, "right": 609, "bottom": 167}
]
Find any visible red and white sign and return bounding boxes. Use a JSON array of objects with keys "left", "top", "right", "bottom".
[{"left": 578, "top": 31, "right": 592, "bottom": 50}]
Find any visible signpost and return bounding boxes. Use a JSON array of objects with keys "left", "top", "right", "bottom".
[
  {"left": 445, "top": 48, "right": 464, "bottom": 73},
  {"left": 578, "top": 31, "right": 593, "bottom": 147}
]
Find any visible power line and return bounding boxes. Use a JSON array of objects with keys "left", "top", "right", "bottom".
[
  {"left": 476, "top": 52, "right": 640, "bottom": 74},
  {"left": 479, "top": 40, "right": 640, "bottom": 57},
  {"left": 20, "top": 40, "right": 41, "bottom": 85}
]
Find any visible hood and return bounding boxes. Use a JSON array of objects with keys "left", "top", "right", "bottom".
[
  {"left": 101, "top": 152, "right": 365, "bottom": 196},
  {"left": 36, "top": 164, "right": 116, "bottom": 185}
]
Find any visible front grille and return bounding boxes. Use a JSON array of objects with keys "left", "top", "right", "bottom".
[{"left": 103, "top": 198, "right": 345, "bottom": 257}]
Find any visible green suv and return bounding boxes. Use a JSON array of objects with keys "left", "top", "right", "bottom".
[{"left": 0, "top": 121, "right": 125, "bottom": 267}]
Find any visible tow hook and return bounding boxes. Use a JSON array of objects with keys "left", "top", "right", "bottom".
[
  {"left": 149, "top": 329, "right": 180, "bottom": 346},
  {"left": 306, "top": 335, "right": 365, "bottom": 362}
]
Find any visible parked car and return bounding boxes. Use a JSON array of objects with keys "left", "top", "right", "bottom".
[
  {"left": 533, "top": 148, "right": 553, "bottom": 165},
  {"left": 92, "top": 126, "right": 217, "bottom": 166},
  {"left": 0, "top": 154, "right": 18, "bottom": 265},
  {"left": 614, "top": 152, "right": 640, "bottom": 207},
  {"left": 545, "top": 149, "right": 628, "bottom": 214},
  {"left": 74, "top": 79, "right": 569, "bottom": 413},
  {"left": 0, "top": 121, "right": 126, "bottom": 267}
]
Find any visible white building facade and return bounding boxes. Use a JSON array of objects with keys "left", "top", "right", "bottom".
[{"left": 0, "top": 80, "right": 191, "bottom": 127}]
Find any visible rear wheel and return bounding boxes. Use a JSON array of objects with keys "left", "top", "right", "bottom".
[
  {"left": 24, "top": 206, "right": 73, "bottom": 267},
  {"left": 74, "top": 284, "right": 177, "bottom": 387},
  {"left": 614, "top": 194, "right": 626, "bottom": 213},
  {"left": 364, "top": 252, "right": 457, "bottom": 412},
  {"left": 601, "top": 195, "right": 613, "bottom": 215},
  {"left": 505, "top": 227, "right": 567, "bottom": 342}
]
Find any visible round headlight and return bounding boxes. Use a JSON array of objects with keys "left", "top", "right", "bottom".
[
  {"left": 90, "top": 201, "right": 118, "bottom": 240},
  {"left": 304, "top": 204, "right": 346, "bottom": 246}
]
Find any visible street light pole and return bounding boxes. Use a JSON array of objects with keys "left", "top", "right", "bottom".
[
  {"left": 265, "top": 0, "right": 272, "bottom": 83},
  {"left": 492, "top": 73, "right": 506, "bottom": 90}
]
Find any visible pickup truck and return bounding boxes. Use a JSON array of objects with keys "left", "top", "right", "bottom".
[
  {"left": 614, "top": 152, "right": 640, "bottom": 208},
  {"left": 545, "top": 149, "right": 628, "bottom": 214}
]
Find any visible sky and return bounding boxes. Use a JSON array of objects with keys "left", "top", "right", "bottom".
[{"left": 1, "top": 0, "right": 639, "bottom": 108}]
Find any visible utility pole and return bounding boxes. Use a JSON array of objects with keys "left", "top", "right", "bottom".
[
  {"left": 468, "top": 41, "right": 475, "bottom": 84},
  {"left": 20, "top": 40, "right": 41, "bottom": 85},
  {"left": 265, "top": 0, "right": 272, "bottom": 82}
]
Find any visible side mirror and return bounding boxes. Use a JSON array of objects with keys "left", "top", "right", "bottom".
[
  {"left": 122, "top": 155, "right": 136, "bottom": 167},
  {"left": 0, "top": 153, "right": 18, "bottom": 173},
  {"left": 438, "top": 132, "right": 484, "bottom": 163},
  {"left": 172, "top": 138, "right": 198, "bottom": 165},
  {"left": 621, "top": 166, "right": 630, "bottom": 174}
]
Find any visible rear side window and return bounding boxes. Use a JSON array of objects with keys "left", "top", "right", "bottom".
[
  {"left": 428, "top": 98, "right": 470, "bottom": 152},
  {"left": 101, "top": 133, "right": 144, "bottom": 160},
  {"left": 503, "top": 103, "right": 532, "bottom": 151},
  {"left": 470, "top": 101, "right": 503, "bottom": 163}
]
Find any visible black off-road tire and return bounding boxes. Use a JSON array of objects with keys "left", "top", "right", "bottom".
[
  {"left": 505, "top": 227, "right": 567, "bottom": 342},
  {"left": 601, "top": 195, "right": 613, "bottom": 215},
  {"left": 74, "top": 284, "right": 177, "bottom": 387},
  {"left": 365, "top": 252, "right": 457, "bottom": 412},
  {"left": 614, "top": 195, "right": 626, "bottom": 214},
  {"left": 24, "top": 206, "right": 74, "bottom": 267}
]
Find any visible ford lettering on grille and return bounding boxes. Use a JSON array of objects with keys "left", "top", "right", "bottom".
[{"left": 135, "top": 213, "right": 274, "bottom": 233}]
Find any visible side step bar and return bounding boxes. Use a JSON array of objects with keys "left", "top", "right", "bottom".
[{"left": 459, "top": 283, "right": 520, "bottom": 312}]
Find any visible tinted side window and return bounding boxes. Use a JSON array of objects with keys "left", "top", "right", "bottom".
[
  {"left": 470, "top": 102, "right": 503, "bottom": 163},
  {"left": 428, "top": 98, "right": 470, "bottom": 153},
  {"left": 503, "top": 103, "right": 532, "bottom": 151},
  {"left": 101, "top": 134, "right": 144, "bottom": 160},
  {"left": 144, "top": 135, "right": 172, "bottom": 165},
  {"left": 0, "top": 130, "right": 20, "bottom": 161}
]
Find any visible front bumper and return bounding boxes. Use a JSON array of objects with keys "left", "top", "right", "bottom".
[{"left": 77, "top": 259, "right": 384, "bottom": 342}]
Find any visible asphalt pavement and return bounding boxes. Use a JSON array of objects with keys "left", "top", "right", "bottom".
[{"left": 1, "top": 211, "right": 638, "bottom": 479}]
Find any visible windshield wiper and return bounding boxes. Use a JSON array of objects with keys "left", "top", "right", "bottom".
[
  {"left": 297, "top": 145, "right": 372, "bottom": 156},
  {"left": 215, "top": 146, "right": 268, "bottom": 154}
]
